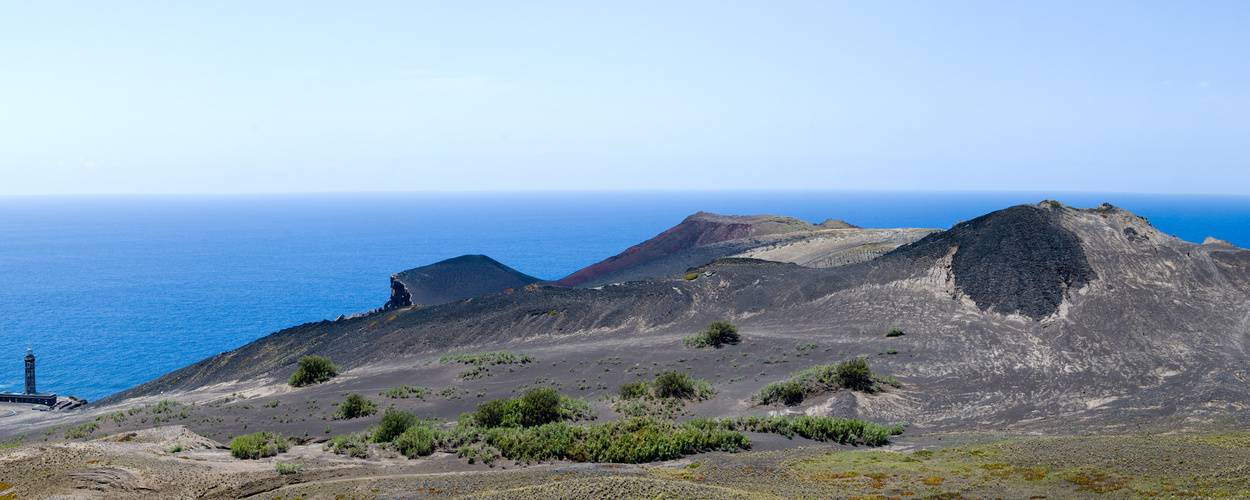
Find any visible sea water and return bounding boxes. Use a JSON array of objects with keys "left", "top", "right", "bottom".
[{"left": 2, "top": 190, "right": 1249, "bottom": 401}]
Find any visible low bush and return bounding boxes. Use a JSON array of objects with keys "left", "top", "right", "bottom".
[
  {"left": 324, "top": 432, "right": 370, "bottom": 458},
  {"left": 654, "top": 371, "right": 695, "bottom": 399},
  {"left": 837, "top": 357, "right": 874, "bottom": 391},
  {"left": 484, "top": 416, "right": 750, "bottom": 464},
  {"left": 335, "top": 393, "right": 377, "bottom": 420},
  {"left": 472, "top": 388, "right": 595, "bottom": 429},
  {"left": 288, "top": 355, "right": 339, "bottom": 387},
  {"left": 684, "top": 273, "right": 699, "bottom": 280},
  {"left": 683, "top": 320, "right": 740, "bottom": 348},
  {"left": 230, "top": 431, "right": 289, "bottom": 459},
  {"left": 885, "top": 328, "right": 905, "bottom": 337},
  {"left": 618, "top": 380, "right": 649, "bottom": 399},
  {"left": 373, "top": 407, "right": 418, "bottom": 443},
  {"left": 274, "top": 461, "right": 303, "bottom": 475},
  {"left": 394, "top": 424, "right": 440, "bottom": 458},
  {"left": 756, "top": 357, "right": 893, "bottom": 406},
  {"left": 689, "top": 415, "right": 904, "bottom": 446}
]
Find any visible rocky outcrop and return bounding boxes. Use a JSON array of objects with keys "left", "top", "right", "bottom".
[
  {"left": 382, "top": 255, "right": 541, "bottom": 309},
  {"left": 885, "top": 203, "right": 1097, "bottom": 320}
]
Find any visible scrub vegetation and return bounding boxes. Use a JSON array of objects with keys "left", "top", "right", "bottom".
[
  {"left": 755, "top": 358, "right": 900, "bottom": 406},
  {"left": 288, "top": 355, "right": 339, "bottom": 387}
]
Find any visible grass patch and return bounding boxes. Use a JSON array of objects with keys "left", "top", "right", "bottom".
[
  {"left": 65, "top": 421, "right": 99, "bottom": 439},
  {"left": 274, "top": 461, "right": 303, "bottom": 475},
  {"left": 682, "top": 320, "right": 741, "bottom": 348},
  {"left": 288, "top": 355, "right": 339, "bottom": 387},
  {"left": 692, "top": 415, "right": 904, "bottom": 446},
  {"left": 439, "top": 350, "right": 534, "bottom": 366},
  {"left": 230, "top": 431, "right": 289, "bottom": 459},
  {"left": 380, "top": 385, "right": 428, "bottom": 399},
  {"left": 0, "top": 434, "right": 26, "bottom": 450},
  {"left": 885, "top": 328, "right": 905, "bottom": 337}
]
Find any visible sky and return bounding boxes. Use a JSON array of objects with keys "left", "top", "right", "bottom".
[{"left": 2, "top": 1, "right": 1247, "bottom": 195}]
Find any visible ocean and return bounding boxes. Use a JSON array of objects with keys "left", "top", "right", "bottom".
[{"left": 3, "top": 190, "right": 1249, "bottom": 401}]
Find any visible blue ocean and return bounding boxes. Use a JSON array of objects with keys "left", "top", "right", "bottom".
[{"left": 3, "top": 190, "right": 1249, "bottom": 401}]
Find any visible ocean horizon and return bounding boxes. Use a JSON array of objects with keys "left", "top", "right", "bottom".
[{"left": 3, "top": 190, "right": 1249, "bottom": 401}]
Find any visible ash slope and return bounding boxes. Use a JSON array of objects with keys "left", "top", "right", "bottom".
[{"left": 99, "top": 202, "right": 1250, "bottom": 432}]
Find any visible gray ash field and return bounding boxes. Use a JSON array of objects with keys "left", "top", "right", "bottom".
[{"left": 3, "top": 201, "right": 1250, "bottom": 499}]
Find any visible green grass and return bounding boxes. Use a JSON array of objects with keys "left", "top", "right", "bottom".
[
  {"left": 288, "top": 355, "right": 339, "bottom": 387},
  {"left": 230, "top": 431, "right": 289, "bottom": 459},
  {"left": 885, "top": 328, "right": 905, "bottom": 337},
  {"left": 0, "top": 434, "right": 26, "bottom": 450},
  {"left": 65, "top": 421, "right": 99, "bottom": 439}
]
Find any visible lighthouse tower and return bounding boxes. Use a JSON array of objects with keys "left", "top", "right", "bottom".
[{"left": 25, "top": 348, "right": 36, "bottom": 395}]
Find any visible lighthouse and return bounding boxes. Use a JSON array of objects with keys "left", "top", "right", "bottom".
[
  {"left": 25, "top": 348, "right": 36, "bottom": 394},
  {"left": 0, "top": 348, "right": 56, "bottom": 406}
]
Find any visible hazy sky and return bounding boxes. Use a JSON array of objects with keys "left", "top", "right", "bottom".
[{"left": 2, "top": 2, "right": 1247, "bottom": 195}]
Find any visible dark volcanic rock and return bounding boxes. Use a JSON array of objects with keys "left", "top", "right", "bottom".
[
  {"left": 885, "top": 204, "right": 1097, "bottom": 320},
  {"left": 383, "top": 255, "right": 540, "bottom": 309}
]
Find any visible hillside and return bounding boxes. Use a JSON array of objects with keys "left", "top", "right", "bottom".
[
  {"left": 88, "top": 201, "right": 1250, "bottom": 433},
  {"left": 13, "top": 200, "right": 1250, "bottom": 498}
]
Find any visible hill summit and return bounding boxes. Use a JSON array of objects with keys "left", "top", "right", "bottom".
[{"left": 555, "top": 212, "right": 854, "bottom": 287}]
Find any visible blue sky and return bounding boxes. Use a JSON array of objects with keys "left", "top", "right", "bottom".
[{"left": 2, "top": 1, "right": 1247, "bottom": 195}]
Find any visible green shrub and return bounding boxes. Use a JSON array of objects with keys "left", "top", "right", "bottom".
[
  {"left": 334, "top": 393, "right": 376, "bottom": 420},
  {"left": 472, "top": 388, "right": 595, "bottom": 429},
  {"left": 484, "top": 417, "right": 750, "bottom": 464},
  {"left": 756, "top": 357, "right": 890, "bottom": 406},
  {"left": 885, "top": 328, "right": 905, "bottom": 337},
  {"left": 618, "top": 380, "right": 649, "bottom": 399},
  {"left": 654, "top": 371, "right": 696, "bottom": 399},
  {"left": 230, "top": 431, "right": 289, "bottom": 459},
  {"left": 394, "top": 424, "right": 439, "bottom": 458},
  {"left": 323, "top": 432, "right": 369, "bottom": 458},
  {"left": 691, "top": 415, "right": 903, "bottom": 446},
  {"left": 373, "top": 406, "right": 418, "bottom": 443},
  {"left": 684, "top": 273, "right": 699, "bottom": 280},
  {"left": 519, "top": 387, "right": 562, "bottom": 426},
  {"left": 837, "top": 357, "right": 874, "bottom": 391},
  {"left": 288, "top": 355, "right": 339, "bottom": 387},
  {"left": 683, "top": 320, "right": 741, "bottom": 347}
]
